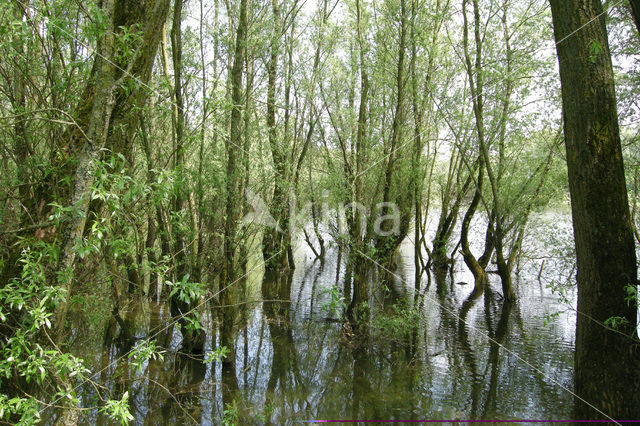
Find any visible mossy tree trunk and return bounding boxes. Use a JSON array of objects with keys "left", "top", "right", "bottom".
[
  {"left": 55, "top": 0, "right": 118, "bottom": 341},
  {"left": 54, "top": 0, "right": 170, "bottom": 339},
  {"left": 549, "top": 0, "right": 640, "bottom": 420}
]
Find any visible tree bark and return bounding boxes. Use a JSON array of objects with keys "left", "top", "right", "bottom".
[
  {"left": 549, "top": 0, "right": 640, "bottom": 420},
  {"left": 168, "top": 0, "right": 205, "bottom": 354},
  {"left": 459, "top": 0, "right": 490, "bottom": 290},
  {"left": 55, "top": 0, "right": 118, "bottom": 341},
  {"left": 53, "top": 0, "right": 171, "bottom": 342},
  {"left": 375, "top": 0, "right": 412, "bottom": 268},
  {"left": 108, "top": 0, "right": 172, "bottom": 163},
  {"left": 263, "top": 0, "right": 290, "bottom": 274},
  {"left": 628, "top": 0, "right": 640, "bottom": 36},
  {"left": 221, "top": 0, "right": 249, "bottom": 381}
]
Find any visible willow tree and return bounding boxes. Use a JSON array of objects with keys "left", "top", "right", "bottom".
[
  {"left": 220, "top": 0, "right": 249, "bottom": 389},
  {"left": 549, "top": 0, "right": 640, "bottom": 420},
  {"left": 374, "top": 0, "right": 414, "bottom": 269},
  {"left": 459, "top": 0, "right": 492, "bottom": 290},
  {"left": 54, "top": 0, "right": 171, "bottom": 340},
  {"left": 262, "top": 0, "right": 316, "bottom": 275},
  {"left": 346, "top": 0, "right": 371, "bottom": 325},
  {"left": 263, "top": 0, "right": 285, "bottom": 274},
  {"left": 463, "top": 0, "right": 557, "bottom": 301}
]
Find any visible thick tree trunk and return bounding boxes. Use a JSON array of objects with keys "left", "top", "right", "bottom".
[
  {"left": 549, "top": 0, "right": 640, "bottom": 420},
  {"left": 53, "top": 0, "right": 170, "bottom": 338},
  {"left": 108, "top": 0, "right": 172, "bottom": 162},
  {"left": 346, "top": 251, "right": 370, "bottom": 328}
]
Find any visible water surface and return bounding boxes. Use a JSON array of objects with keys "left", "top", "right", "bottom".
[{"left": 63, "top": 213, "right": 579, "bottom": 424}]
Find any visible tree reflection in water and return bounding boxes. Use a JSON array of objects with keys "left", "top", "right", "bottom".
[{"left": 70, "top": 244, "right": 575, "bottom": 424}]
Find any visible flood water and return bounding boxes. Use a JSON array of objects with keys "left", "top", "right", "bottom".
[{"left": 54, "top": 212, "right": 581, "bottom": 424}]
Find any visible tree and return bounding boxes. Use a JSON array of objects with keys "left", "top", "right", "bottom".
[
  {"left": 629, "top": 0, "right": 640, "bottom": 35},
  {"left": 549, "top": 0, "right": 640, "bottom": 420},
  {"left": 55, "top": 0, "right": 171, "bottom": 341},
  {"left": 262, "top": 0, "right": 290, "bottom": 274},
  {"left": 220, "top": 0, "right": 250, "bottom": 391},
  {"left": 459, "top": 0, "right": 492, "bottom": 290}
]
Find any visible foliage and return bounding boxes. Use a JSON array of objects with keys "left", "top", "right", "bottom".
[
  {"left": 623, "top": 283, "right": 638, "bottom": 307},
  {"left": 319, "top": 285, "right": 346, "bottom": 320},
  {"left": 128, "top": 340, "right": 165, "bottom": 373},
  {"left": 603, "top": 284, "right": 638, "bottom": 331},
  {"left": 100, "top": 391, "right": 134, "bottom": 426},
  {"left": 0, "top": 0, "right": 638, "bottom": 420},
  {"left": 371, "top": 301, "right": 421, "bottom": 342},
  {"left": 604, "top": 316, "right": 630, "bottom": 330},
  {"left": 168, "top": 275, "right": 206, "bottom": 333},
  {"left": 0, "top": 243, "right": 88, "bottom": 423},
  {"left": 205, "top": 345, "right": 231, "bottom": 364},
  {"left": 254, "top": 402, "right": 276, "bottom": 423},
  {"left": 222, "top": 400, "right": 240, "bottom": 426}
]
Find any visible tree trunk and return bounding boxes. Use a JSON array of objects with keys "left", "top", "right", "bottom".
[
  {"left": 495, "top": 238, "right": 514, "bottom": 301},
  {"left": 487, "top": 3, "right": 515, "bottom": 301},
  {"left": 222, "top": 0, "right": 249, "bottom": 379},
  {"left": 168, "top": 0, "right": 205, "bottom": 354},
  {"left": 459, "top": 0, "right": 492, "bottom": 290},
  {"left": 629, "top": 0, "right": 640, "bottom": 36},
  {"left": 459, "top": 158, "right": 488, "bottom": 289},
  {"left": 263, "top": 0, "right": 290, "bottom": 274},
  {"left": 108, "top": 0, "right": 172, "bottom": 163},
  {"left": 375, "top": 0, "right": 411, "bottom": 267},
  {"left": 549, "top": 0, "right": 640, "bottom": 420},
  {"left": 55, "top": 0, "right": 118, "bottom": 341},
  {"left": 53, "top": 0, "right": 170, "bottom": 339},
  {"left": 433, "top": 170, "right": 472, "bottom": 272}
]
